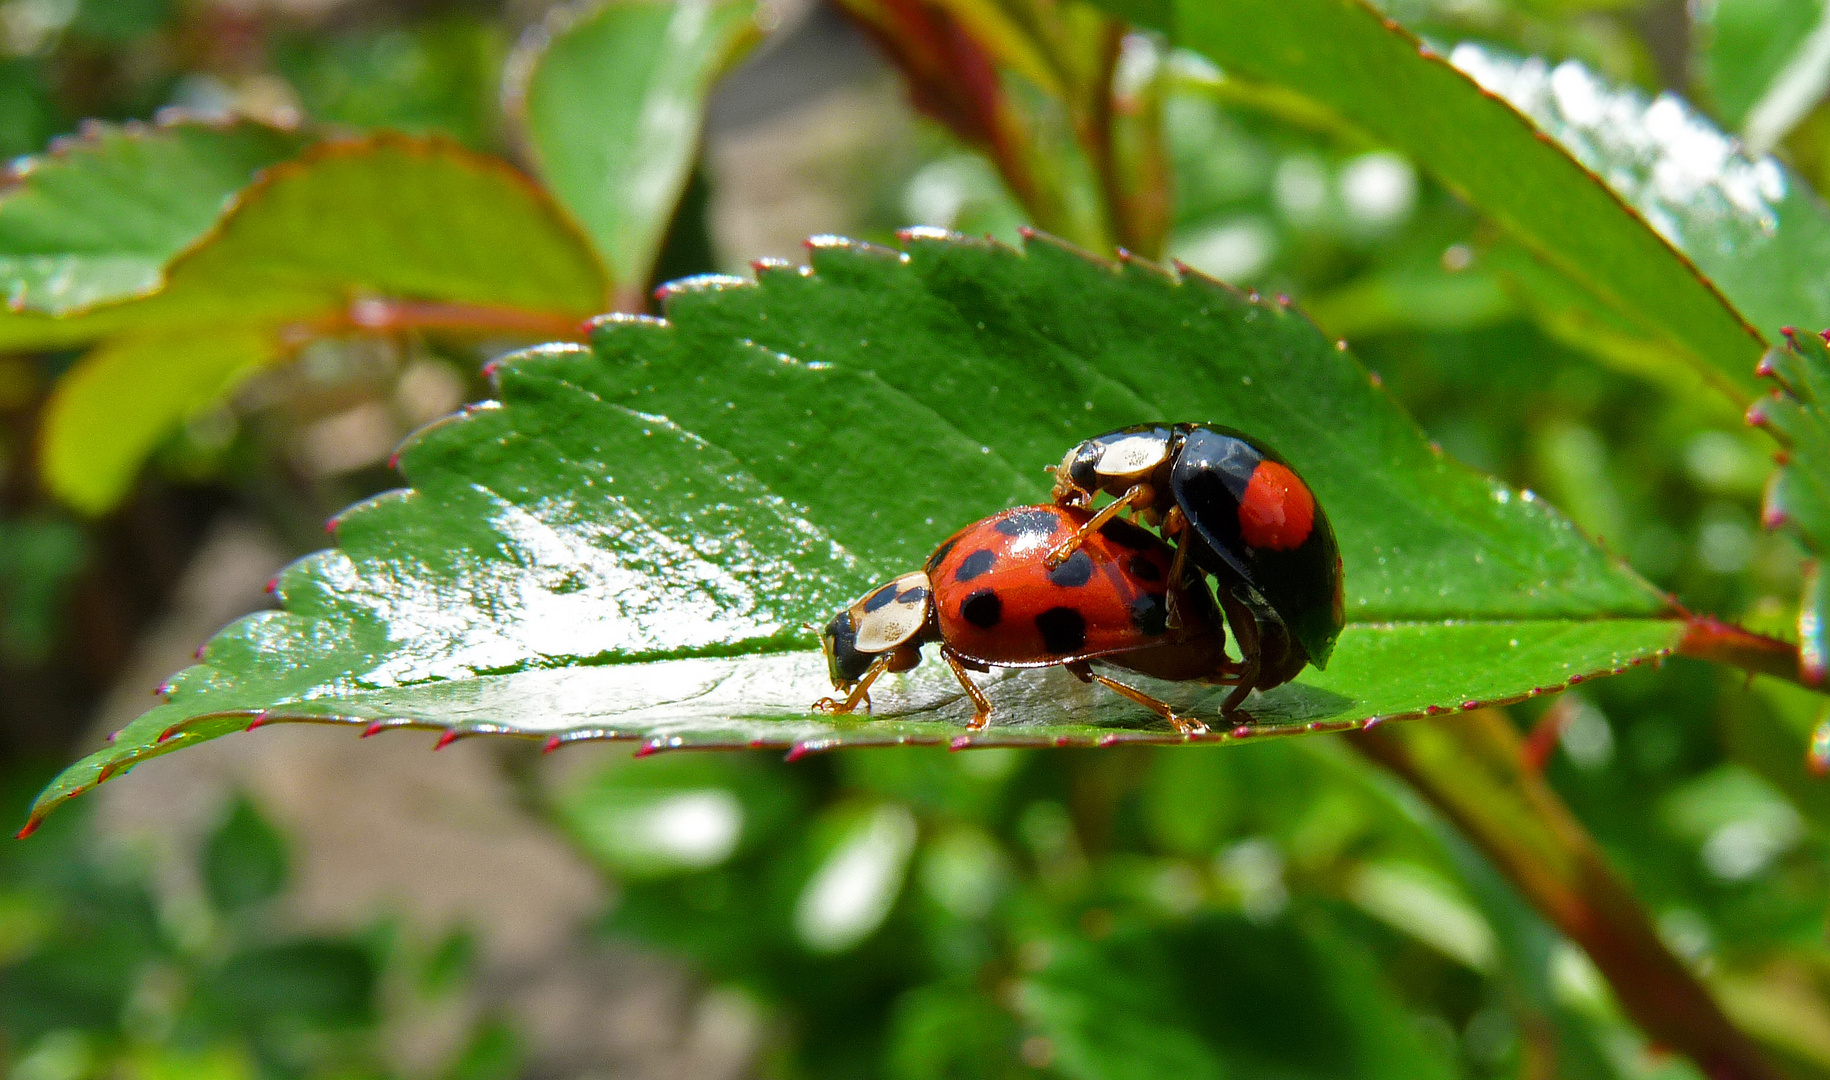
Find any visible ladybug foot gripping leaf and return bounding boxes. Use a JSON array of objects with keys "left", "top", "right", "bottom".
[{"left": 814, "top": 504, "right": 1238, "bottom": 734}]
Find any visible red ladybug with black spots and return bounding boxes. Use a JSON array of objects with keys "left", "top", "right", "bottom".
[
  {"left": 815, "top": 505, "right": 1239, "bottom": 734},
  {"left": 1046, "top": 423, "right": 1344, "bottom": 714}
]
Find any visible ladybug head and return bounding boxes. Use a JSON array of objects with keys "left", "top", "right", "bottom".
[
  {"left": 819, "top": 609, "right": 876, "bottom": 688},
  {"left": 818, "top": 572, "right": 934, "bottom": 690}
]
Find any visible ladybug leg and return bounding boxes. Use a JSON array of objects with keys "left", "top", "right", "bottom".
[
  {"left": 941, "top": 646, "right": 995, "bottom": 730},
  {"left": 1216, "top": 590, "right": 1261, "bottom": 716},
  {"left": 1162, "top": 509, "right": 1192, "bottom": 630},
  {"left": 813, "top": 654, "right": 892, "bottom": 716},
  {"left": 1070, "top": 661, "right": 1208, "bottom": 736},
  {"left": 1043, "top": 483, "right": 1154, "bottom": 568}
]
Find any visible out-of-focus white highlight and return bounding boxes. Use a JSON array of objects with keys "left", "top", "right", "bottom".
[
  {"left": 1340, "top": 152, "right": 1417, "bottom": 227},
  {"left": 796, "top": 805, "right": 918, "bottom": 953}
]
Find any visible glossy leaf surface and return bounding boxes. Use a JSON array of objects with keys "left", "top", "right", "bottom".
[
  {"left": 512, "top": 0, "right": 757, "bottom": 305},
  {"left": 0, "top": 121, "right": 308, "bottom": 315},
  {"left": 1450, "top": 47, "right": 1830, "bottom": 349},
  {"left": 25, "top": 232, "right": 1679, "bottom": 830},
  {"left": 1110, "top": 0, "right": 1768, "bottom": 397}
]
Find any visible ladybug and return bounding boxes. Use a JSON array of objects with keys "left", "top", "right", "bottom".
[
  {"left": 1047, "top": 423, "right": 1344, "bottom": 715},
  {"left": 815, "top": 505, "right": 1239, "bottom": 734}
]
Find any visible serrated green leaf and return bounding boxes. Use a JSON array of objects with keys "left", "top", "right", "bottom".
[
  {"left": 1115, "top": 0, "right": 1769, "bottom": 397},
  {"left": 12, "top": 134, "right": 610, "bottom": 513},
  {"left": 512, "top": 0, "right": 757, "bottom": 304},
  {"left": 0, "top": 121, "right": 310, "bottom": 315},
  {"left": 23, "top": 232, "right": 1679, "bottom": 832},
  {"left": 1752, "top": 328, "right": 1830, "bottom": 683}
]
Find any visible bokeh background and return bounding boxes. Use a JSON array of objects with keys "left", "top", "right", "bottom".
[{"left": 1, "top": 0, "right": 1828, "bottom": 1078}]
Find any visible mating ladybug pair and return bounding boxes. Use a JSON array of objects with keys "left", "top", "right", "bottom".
[{"left": 815, "top": 424, "right": 1345, "bottom": 733}]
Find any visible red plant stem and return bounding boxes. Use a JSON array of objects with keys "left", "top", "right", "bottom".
[
  {"left": 1676, "top": 614, "right": 1812, "bottom": 687},
  {"left": 300, "top": 299, "right": 587, "bottom": 342},
  {"left": 1350, "top": 712, "right": 1782, "bottom": 1080},
  {"left": 1078, "top": 24, "right": 1128, "bottom": 250}
]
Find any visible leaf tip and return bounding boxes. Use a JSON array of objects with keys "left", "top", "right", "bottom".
[{"left": 14, "top": 818, "right": 40, "bottom": 841}]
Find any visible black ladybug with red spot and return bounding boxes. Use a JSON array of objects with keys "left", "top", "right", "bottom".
[{"left": 1046, "top": 423, "right": 1344, "bottom": 713}]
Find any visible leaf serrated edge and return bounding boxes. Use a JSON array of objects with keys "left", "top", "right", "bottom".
[{"left": 19, "top": 634, "right": 1682, "bottom": 838}]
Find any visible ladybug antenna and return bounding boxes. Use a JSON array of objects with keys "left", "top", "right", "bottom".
[{"left": 1043, "top": 464, "right": 1058, "bottom": 475}]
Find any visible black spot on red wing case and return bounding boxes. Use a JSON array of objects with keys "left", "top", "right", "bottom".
[
  {"left": 1096, "top": 518, "right": 1155, "bottom": 550},
  {"left": 1035, "top": 607, "right": 1087, "bottom": 653},
  {"left": 961, "top": 589, "right": 1002, "bottom": 628},
  {"left": 925, "top": 534, "right": 962, "bottom": 574},
  {"left": 1045, "top": 551, "right": 1094, "bottom": 587},
  {"left": 954, "top": 549, "right": 996, "bottom": 582}
]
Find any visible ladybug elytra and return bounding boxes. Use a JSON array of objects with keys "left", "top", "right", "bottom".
[
  {"left": 1048, "top": 423, "right": 1344, "bottom": 714},
  {"left": 816, "top": 504, "right": 1238, "bottom": 734}
]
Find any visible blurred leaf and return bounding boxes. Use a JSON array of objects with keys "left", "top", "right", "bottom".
[
  {"left": 1018, "top": 912, "right": 1458, "bottom": 1080},
  {"left": 40, "top": 327, "right": 273, "bottom": 514},
  {"left": 274, "top": 19, "right": 509, "bottom": 149},
  {"left": 26, "top": 232, "right": 1680, "bottom": 831},
  {"left": 886, "top": 983, "right": 1022, "bottom": 1080},
  {"left": 419, "top": 927, "right": 477, "bottom": 999},
  {"left": 1750, "top": 327, "right": 1830, "bottom": 685},
  {"left": 197, "top": 940, "right": 376, "bottom": 1029},
  {"left": 121, "top": 1044, "right": 255, "bottom": 1080},
  {"left": 1698, "top": 0, "right": 1824, "bottom": 129},
  {"left": 0, "top": 515, "right": 85, "bottom": 662},
  {"left": 511, "top": 0, "right": 757, "bottom": 305},
  {"left": 0, "top": 134, "right": 608, "bottom": 349},
  {"left": 441, "top": 1017, "right": 525, "bottom": 1080},
  {"left": 1111, "top": 0, "right": 1769, "bottom": 398},
  {"left": 7, "top": 134, "right": 608, "bottom": 513},
  {"left": 1452, "top": 48, "right": 1830, "bottom": 352},
  {"left": 202, "top": 794, "right": 288, "bottom": 915},
  {"left": 0, "top": 121, "right": 308, "bottom": 316},
  {"left": 0, "top": 59, "right": 56, "bottom": 160},
  {"left": 71, "top": 0, "right": 170, "bottom": 43}
]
